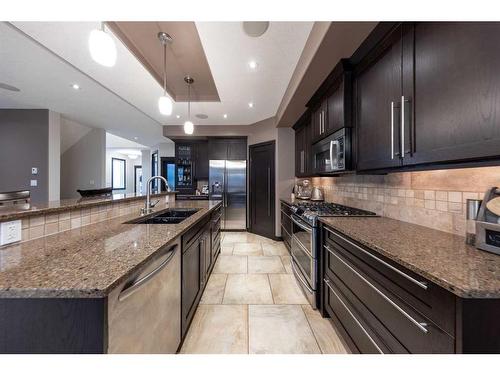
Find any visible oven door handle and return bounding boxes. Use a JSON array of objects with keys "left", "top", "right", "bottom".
[
  {"left": 291, "top": 260, "right": 314, "bottom": 293},
  {"left": 291, "top": 215, "right": 312, "bottom": 233}
]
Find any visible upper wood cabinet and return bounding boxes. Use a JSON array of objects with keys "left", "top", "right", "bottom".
[
  {"left": 308, "top": 59, "right": 353, "bottom": 144},
  {"left": 194, "top": 141, "right": 209, "bottom": 179},
  {"left": 294, "top": 111, "right": 313, "bottom": 177},
  {"left": 406, "top": 22, "right": 500, "bottom": 166},
  {"left": 354, "top": 25, "right": 407, "bottom": 171},
  {"left": 355, "top": 22, "right": 500, "bottom": 172},
  {"left": 208, "top": 138, "right": 247, "bottom": 160}
]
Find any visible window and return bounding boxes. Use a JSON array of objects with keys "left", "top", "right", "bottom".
[{"left": 112, "top": 158, "right": 126, "bottom": 190}]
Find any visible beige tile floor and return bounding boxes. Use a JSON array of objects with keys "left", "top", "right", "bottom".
[{"left": 180, "top": 231, "right": 350, "bottom": 354}]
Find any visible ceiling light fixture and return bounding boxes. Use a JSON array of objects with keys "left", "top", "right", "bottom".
[
  {"left": 248, "top": 60, "right": 258, "bottom": 69},
  {"left": 223, "top": 114, "right": 228, "bottom": 119},
  {"left": 176, "top": 115, "right": 181, "bottom": 119},
  {"left": 157, "top": 32, "right": 174, "bottom": 116},
  {"left": 71, "top": 83, "right": 80, "bottom": 90},
  {"left": 183, "top": 76, "right": 194, "bottom": 135},
  {"left": 89, "top": 22, "right": 117, "bottom": 67},
  {"left": 248, "top": 102, "right": 254, "bottom": 108}
]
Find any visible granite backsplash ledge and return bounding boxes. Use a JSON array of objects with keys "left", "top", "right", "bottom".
[{"left": 299, "top": 165, "right": 500, "bottom": 236}]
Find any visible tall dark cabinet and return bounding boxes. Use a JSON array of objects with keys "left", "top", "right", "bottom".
[{"left": 294, "top": 111, "right": 313, "bottom": 177}]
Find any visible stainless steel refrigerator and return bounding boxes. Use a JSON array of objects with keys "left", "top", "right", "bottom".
[{"left": 209, "top": 160, "right": 247, "bottom": 230}]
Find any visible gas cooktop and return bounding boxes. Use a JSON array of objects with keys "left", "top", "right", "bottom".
[{"left": 290, "top": 201, "right": 377, "bottom": 226}]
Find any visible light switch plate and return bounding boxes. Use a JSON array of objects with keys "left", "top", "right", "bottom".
[
  {"left": 30, "top": 179, "right": 37, "bottom": 187},
  {"left": 0, "top": 220, "right": 22, "bottom": 246}
]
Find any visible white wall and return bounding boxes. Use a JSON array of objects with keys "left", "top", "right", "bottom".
[
  {"left": 60, "top": 125, "right": 106, "bottom": 199},
  {"left": 48, "top": 110, "right": 61, "bottom": 201},
  {"left": 105, "top": 150, "right": 142, "bottom": 194}
]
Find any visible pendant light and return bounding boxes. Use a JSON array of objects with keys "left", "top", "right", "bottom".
[
  {"left": 89, "top": 22, "right": 117, "bottom": 67},
  {"left": 184, "top": 76, "right": 194, "bottom": 135},
  {"left": 157, "top": 32, "right": 173, "bottom": 116}
]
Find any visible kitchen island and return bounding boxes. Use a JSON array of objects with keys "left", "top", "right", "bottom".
[{"left": 0, "top": 199, "right": 222, "bottom": 353}]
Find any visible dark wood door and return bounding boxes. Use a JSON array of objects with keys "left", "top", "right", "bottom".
[
  {"left": 181, "top": 238, "right": 202, "bottom": 336},
  {"left": 194, "top": 141, "right": 209, "bottom": 179},
  {"left": 405, "top": 22, "right": 500, "bottom": 166},
  {"left": 249, "top": 141, "right": 275, "bottom": 239},
  {"left": 227, "top": 139, "right": 247, "bottom": 160},
  {"left": 355, "top": 26, "right": 404, "bottom": 171},
  {"left": 295, "top": 125, "right": 306, "bottom": 177}
]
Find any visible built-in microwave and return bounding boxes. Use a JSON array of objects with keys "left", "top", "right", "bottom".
[{"left": 312, "top": 128, "right": 350, "bottom": 174}]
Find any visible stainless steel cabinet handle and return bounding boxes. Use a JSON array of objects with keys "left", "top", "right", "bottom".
[
  {"left": 401, "top": 95, "right": 405, "bottom": 158},
  {"left": 324, "top": 278, "right": 384, "bottom": 354},
  {"left": 118, "top": 244, "right": 178, "bottom": 301},
  {"left": 324, "top": 227, "right": 428, "bottom": 290},
  {"left": 291, "top": 215, "right": 312, "bottom": 233},
  {"left": 300, "top": 150, "right": 305, "bottom": 173},
  {"left": 390, "top": 101, "right": 395, "bottom": 160},
  {"left": 291, "top": 260, "right": 314, "bottom": 293},
  {"left": 267, "top": 167, "right": 271, "bottom": 217},
  {"left": 326, "top": 247, "right": 429, "bottom": 334}
]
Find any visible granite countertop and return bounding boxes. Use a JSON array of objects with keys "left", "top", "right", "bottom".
[
  {"left": 0, "top": 200, "right": 221, "bottom": 298},
  {"left": 0, "top": 191, "right": 177, "bottom": 222},
  {"left": 319, "top": 216, "right": 500, "bottom": 298}
]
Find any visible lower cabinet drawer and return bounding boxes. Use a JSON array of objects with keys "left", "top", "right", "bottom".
[
  {"left": 324, "top": 226, "right": 456, "bottom": 336},
  {"left": 281, "top": 224, "right": 291, "bottom": 250},
  {"left": 325, "top": 241, "right": 455, "bottom": 353},
  {"left": 324, "top": 275, "right": 390, "bottom": 354}
]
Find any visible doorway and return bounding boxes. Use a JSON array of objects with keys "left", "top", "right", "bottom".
[
  {"left": 161, "top": 157, "right": 176, "bottom": 192},
  {"left": 249, "top": 140, "right": 275, "bottom": 239},
  {"left": 134, "top": 166, "right": 142, "bottom": 194}
]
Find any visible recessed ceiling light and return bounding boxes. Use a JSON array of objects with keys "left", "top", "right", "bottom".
[
  {"left": 176, "top": 115, "right": 180, "bottom": 119},
  {"left": 71, "top": 83, "right": 80, "bottom": 90},
  {"left": 223, "top": 114, "right": 228, "bottom": 119},
  {"left": 196, "top": 114, "right": 208, "bottom": 120},
  {"left": 134, "top": 137, "right": 138, "bottom": 140},
  {"left": 248, "top": 102, "right": 254, "bottom": 108},
  {"left": 248, "top": 60, "right": 258, "bottom": 69},
  {"left": 242, "top": 22, "right": 270, "bottom": 38}
]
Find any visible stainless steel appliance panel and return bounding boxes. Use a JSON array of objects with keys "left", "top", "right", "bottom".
[
  {"left": 312, "top": 128, "right": 347, "bottom": 174},
  {"left": 225, "top": 160, "right": 247, "bottom": 230},
  {"left": 107, "top": 241, "right": 181, "bottom": 353},
  {"left": 209, "top": 160, "right": 226, "bottom": 227}
]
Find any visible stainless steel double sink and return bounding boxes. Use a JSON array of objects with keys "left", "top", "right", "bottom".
[{"left": 125, "top": 208, "right": 200, "bottom": 225}]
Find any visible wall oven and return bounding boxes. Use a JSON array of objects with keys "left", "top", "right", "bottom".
[
  {"left": 312, "top": 128, "right": 350, "bottom": 174},
  {"left": 290, "top": 214, "right": 317, "bottom": 308}
]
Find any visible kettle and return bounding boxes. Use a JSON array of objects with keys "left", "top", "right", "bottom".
[{"left": 311, "top": 186, "right": 324, "bottom": 201}]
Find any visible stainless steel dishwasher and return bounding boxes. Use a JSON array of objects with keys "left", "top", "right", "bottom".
[{"left": 107, "top": 239, "right": 181, "bottom": 353}]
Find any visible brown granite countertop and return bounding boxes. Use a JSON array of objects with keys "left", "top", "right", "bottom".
[
  {"left": 0, "top": 191, "right": 177, "bottom": 222},
  {"left": 0, "top": 200, "right": 221, "bottom": 298},
  {"left": 319, "top": 216, "right": 500, "bottom": 298}
]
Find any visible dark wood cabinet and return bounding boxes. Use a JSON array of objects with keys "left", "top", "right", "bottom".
[
  {"left": 194, "top": 142, "right": 209, "bottom": 179},
  {"left": 180, "top": 206, "right": 221, "bottom": 338},
  {"left": 407, "top": 22, "right": 500, "bottom": 166},
  {"left": 294, "top": 112, "right": 313, "bottom": 177},
  {"left": 320, "top": 224, "right": 500, "bottom": 353},
  {"left": 354, "top": 25, "right": 405, "bottom": 171},
  {"left": 355, "top": 22, "right": 500, "bottom": 172},
  {"left": 208, "top": 137, "right": 247, "bottom": 160}
]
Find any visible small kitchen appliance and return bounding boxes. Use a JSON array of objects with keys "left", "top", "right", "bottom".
[
  {"left": 475, "top": 187, "right": 500, "bottom": 255},
  {"left": 311, "top": 187, "right": 324, "bottom": 201}
]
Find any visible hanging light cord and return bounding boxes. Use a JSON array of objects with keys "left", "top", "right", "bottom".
[
  {"left": 187, "top": 83, "right": 191, "bottom": 120},
  {"left": 163, "top": 42, "right": 167, "bottom": 95}
]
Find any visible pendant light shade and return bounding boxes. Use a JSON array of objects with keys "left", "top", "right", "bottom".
[
  {"left": 158, "top": 32, "right": 173, "bottom": 116},
  {"left": 158, "top": 96, "right": 173, "bottom": 115},
  {"left": 183, "top": 120, "right": 194, "bottom": 135},
  {"left": 89, "top": 23, "right": 117, "bottom": 67},
  {"left": 184, "top": 76, "right": 194, "bottom": 135}
]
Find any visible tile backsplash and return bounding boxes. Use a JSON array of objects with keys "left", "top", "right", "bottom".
[{"left": 302, "top": 166, "right": 500, "bottom": 236}]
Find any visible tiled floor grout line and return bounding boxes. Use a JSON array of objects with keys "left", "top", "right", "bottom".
[
  {"left": 300, "top": 304, "right": 324, "bottom": 354},
  {"left": 246, "top": 304, "right": 250, "bottom": 354},
  {"left": 267, "top": 273, "right": 276, "bottom": 304}
]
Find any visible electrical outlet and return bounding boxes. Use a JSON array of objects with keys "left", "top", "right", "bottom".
[
  {"left": 30, "top": 179, "right": 37, "bottom": 187},
  {"left": 0, "top": 220, "right": 22, "bottom": 246},
  {"left": 31, "top": 167, "right": 38, "bottom": 175}
]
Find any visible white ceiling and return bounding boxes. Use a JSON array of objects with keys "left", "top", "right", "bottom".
[{"left": 0, "top": 21, "right": 312, "bottom": 146}]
